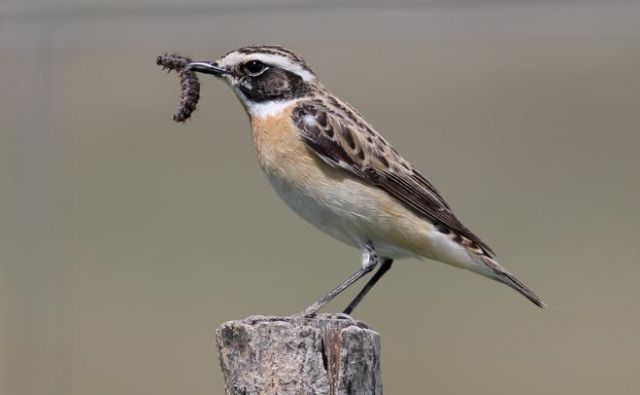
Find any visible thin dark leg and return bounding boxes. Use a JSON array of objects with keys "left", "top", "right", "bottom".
[
  {"left": 300, "top": 243, "right": 378, "bottom": 317},
  {"left": 342, "top": 259, "right": 393, "bottom": 315}
]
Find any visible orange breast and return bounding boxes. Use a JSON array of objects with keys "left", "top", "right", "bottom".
[{"left": 250, "top": 105, "right": 320, "bottom": 182}]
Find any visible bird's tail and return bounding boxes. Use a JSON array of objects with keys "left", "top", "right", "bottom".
[
  {"left": 472, "top": 253, "right": 546, "bottom": 308},
  {"left": 435, "top": 232, "right": 546, "bottom": 308},
  {"left": 493, "top": 268, "right": 546, "bottom": 308}
]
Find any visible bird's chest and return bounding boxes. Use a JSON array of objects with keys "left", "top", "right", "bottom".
[
  {"left": 250, "top": 111, "right": 309, "bottom": 179},
  {"left": 250, "top": 112, "right": 327, "bottom": 207},
  {"left": 250, "top": 112, "right": 359, "bottom": 243}
]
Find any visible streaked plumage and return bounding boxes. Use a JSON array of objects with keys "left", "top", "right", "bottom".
[{"left": 186, "top": 45, "right": 545, "bottom": 314}]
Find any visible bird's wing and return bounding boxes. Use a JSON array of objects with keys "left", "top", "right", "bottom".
[{"left": 291, "top": 100, "right": 495, "bottom": 257}]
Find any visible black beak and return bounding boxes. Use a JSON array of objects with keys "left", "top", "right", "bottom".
[{"left": 186, "top": 61, "right": 229, "bottom": 76}]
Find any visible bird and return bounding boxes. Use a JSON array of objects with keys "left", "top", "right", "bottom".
[{"left": 186, "top": 45, "right": 545, "bottom": 316}]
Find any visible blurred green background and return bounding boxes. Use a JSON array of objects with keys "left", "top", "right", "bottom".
[{"left": 2, "top": 1, "right": 640, "bottom": 394}]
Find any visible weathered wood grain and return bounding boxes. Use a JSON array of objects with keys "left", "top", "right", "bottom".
[{"left": 216, "top": 315, "right": 382, "bottom": 395}]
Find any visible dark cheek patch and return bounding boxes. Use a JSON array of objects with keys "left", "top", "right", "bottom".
[
  {"left": 240, "top": 68, "right": 309, "bottom": 102},
  {"left": 264, "top": 73, "right": 291, "bottom": 96}
]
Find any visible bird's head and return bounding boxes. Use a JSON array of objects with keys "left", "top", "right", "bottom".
[{"left": 187, "top": 45, "right": 318, "bottom": 116}]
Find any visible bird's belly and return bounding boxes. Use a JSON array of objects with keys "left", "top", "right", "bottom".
[
  {"left": 265, "top": 172, "right": 366, "bottom": 247},
  {"left": 263, "top": 164, "right": 429, "bottom": 259}
]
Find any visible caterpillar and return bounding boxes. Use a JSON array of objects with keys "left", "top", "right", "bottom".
[{"left": 156, "top": 54, "right": 200, "bottom": 122}]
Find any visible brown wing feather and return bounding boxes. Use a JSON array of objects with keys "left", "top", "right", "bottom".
[{"left": 291, "top": 100, "right": 495, "bottom": 257}]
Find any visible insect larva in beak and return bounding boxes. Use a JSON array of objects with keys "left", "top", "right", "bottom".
[{"left": 156, "top": 53, "right": 200, "bottom": 122}]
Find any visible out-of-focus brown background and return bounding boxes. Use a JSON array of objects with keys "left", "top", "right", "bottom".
[{"left": 2, "top": 1, "right": 639, "bottom": 394}]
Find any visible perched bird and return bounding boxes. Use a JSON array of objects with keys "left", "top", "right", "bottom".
[{"left": 187, "top": 45, "right": 545, "bottom": 315}]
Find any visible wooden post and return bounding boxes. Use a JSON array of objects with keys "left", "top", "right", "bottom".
[{"left": 216, "top": 315, "right": 382, "bottom": 395}]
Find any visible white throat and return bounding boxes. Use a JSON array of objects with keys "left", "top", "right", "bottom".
[
  {"left": 233, "top": 86, "right": 296, "bottom": 118},
  {"left": 246, "top": 99, "right": 294, "bottom": 118}
]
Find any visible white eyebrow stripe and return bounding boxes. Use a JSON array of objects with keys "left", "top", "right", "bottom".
[{"left": 218, "top": 52, "right": 316, "bottom": 82}]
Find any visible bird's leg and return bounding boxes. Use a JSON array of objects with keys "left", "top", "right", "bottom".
[
  {"left": 300, "top": 242, "right": 379, "bottom": 317},
  {"left": 342, "top": 258, "right": 393, "bottom": 315}
]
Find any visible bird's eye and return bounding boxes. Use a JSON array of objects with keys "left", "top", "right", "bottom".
[{"left": 243, "top": 60, "right": 268, "bottom": 76}]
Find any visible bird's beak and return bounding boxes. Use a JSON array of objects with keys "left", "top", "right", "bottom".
[{"left": 186, "top": 61, "right": 230, "bottom": 76}]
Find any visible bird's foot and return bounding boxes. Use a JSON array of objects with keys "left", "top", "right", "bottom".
[{"left": 328, "top": 312, "right": 358, "bottom": 324}]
